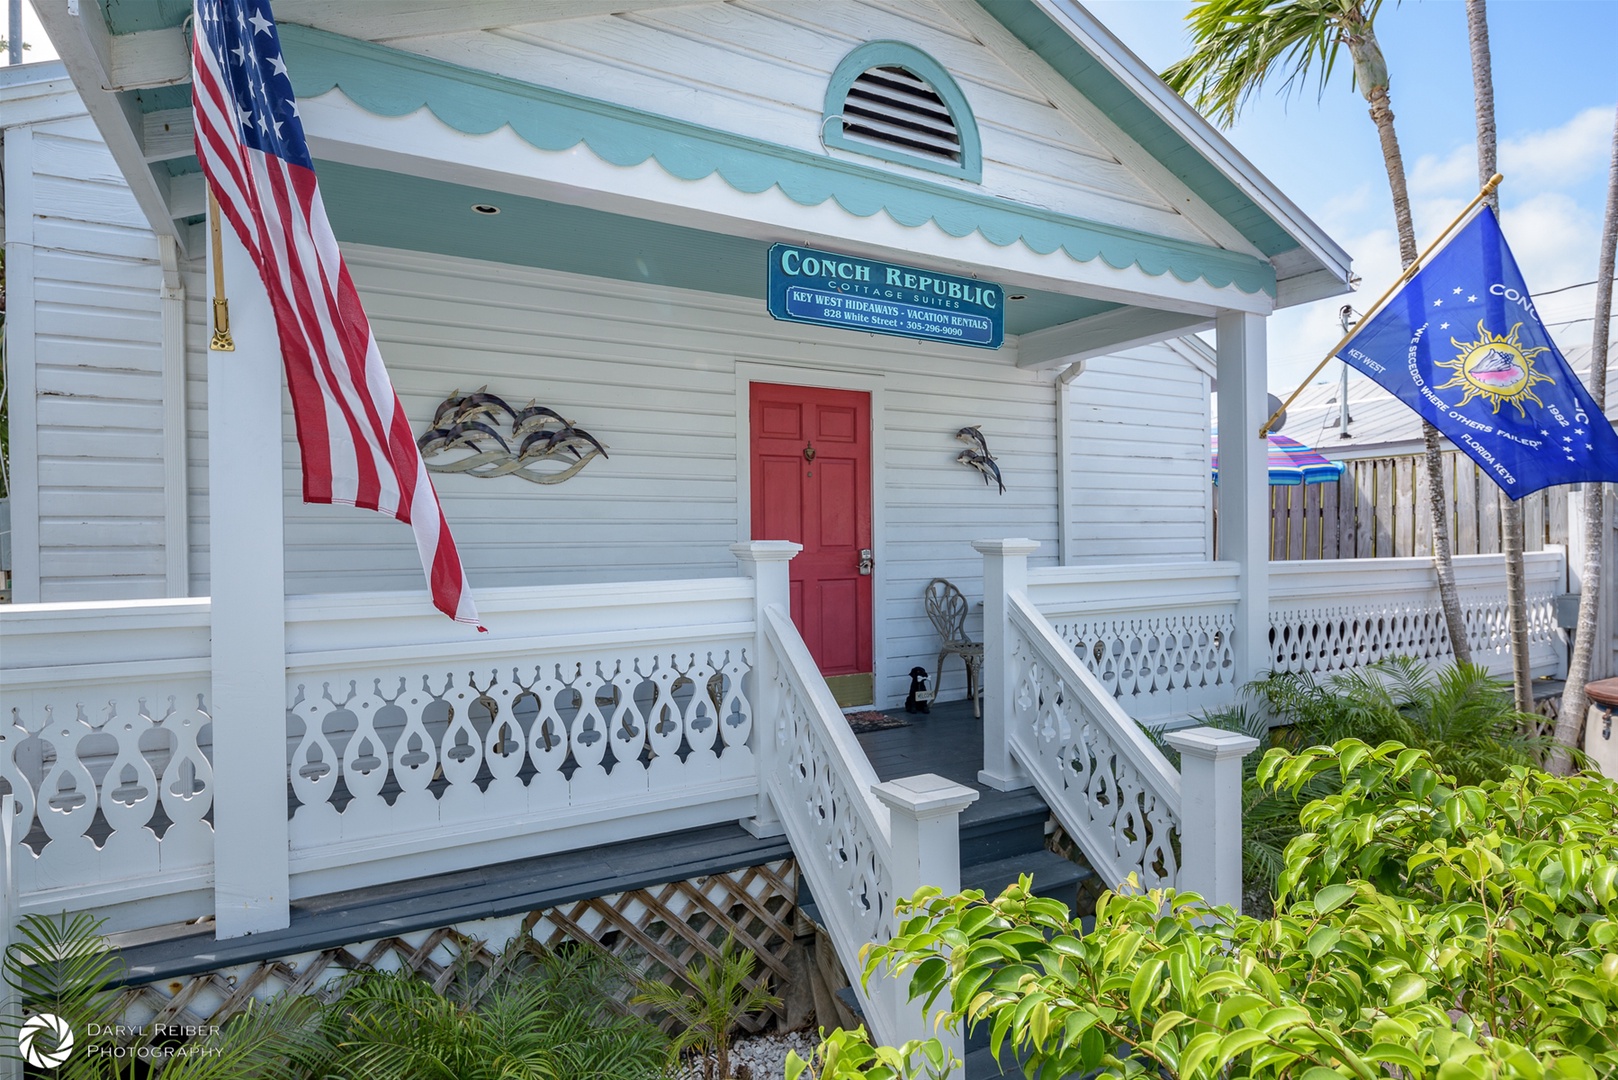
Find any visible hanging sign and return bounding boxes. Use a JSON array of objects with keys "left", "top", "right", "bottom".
[{"left": 767, "top": 244, "right": 1004, "bottom": 349}]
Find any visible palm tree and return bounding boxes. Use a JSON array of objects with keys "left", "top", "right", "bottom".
[
  {"left": 1553, "top": 108, "right": 1618, "bottom": 774},
  {"left": 631, "top": 934, "right": 780, "bottom": 1080},
  {"left": 1164, "top": 0, "right": 1473, "bottom": 665},
  {"left": 1465, "top": 0, "right": 1532, "bottom": 714}
]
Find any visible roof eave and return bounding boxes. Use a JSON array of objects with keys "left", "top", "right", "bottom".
[{"left": 1032, "top": 0, "right": 1353, "bottom": 309}]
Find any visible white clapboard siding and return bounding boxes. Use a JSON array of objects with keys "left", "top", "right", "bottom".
[
  {"left": 380, "top": 0, "right": 1215, "bottom": 247},
  {"left": 8, "top": 114, "right": 169, "bottom": 602},
  {"left": 1064, "top": 344, "right": 1213, "bottom": 564},
  {"left": 183, "top": 244, "right": 1061, "bottom": 707}
]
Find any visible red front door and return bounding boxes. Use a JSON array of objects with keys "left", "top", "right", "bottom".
[{"left": 750, "top": 384, "right": 873, "bottom": 685}]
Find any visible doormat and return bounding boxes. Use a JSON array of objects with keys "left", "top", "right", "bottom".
[{"left": 845, "top": 710, "right": 907, "bottom": 734}]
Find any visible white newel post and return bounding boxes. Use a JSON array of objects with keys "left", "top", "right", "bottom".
[
  {"left": 1165, "top": 728, "right": 1259, "bottom": 909},
  {"left": 973, "top": 538, "right": 1038, "bottom": 791},
  {"left": 872, "top": 774, "right": 979, "bottom": 1071},
  {"left": 209, "top": 222, "right": 291, "bottom": 936},
  {"left": 1216, "top": 312, "right": 1271, "bottom": 683},
  {"left": 733, "top": 540, "right": 801, "bottom": 839}
]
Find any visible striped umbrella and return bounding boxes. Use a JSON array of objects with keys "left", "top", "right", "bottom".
[{"left": 1212, "top": 433, "right": 1345, "bottom": 486}]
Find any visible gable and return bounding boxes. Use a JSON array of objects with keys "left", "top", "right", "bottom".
[{"left": 357, "top": 0, "right": 1240, "bottom": 251}]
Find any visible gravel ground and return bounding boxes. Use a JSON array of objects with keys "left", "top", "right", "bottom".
[{"left": 674, "top": 1027, "right": 821, "bottom": 1080}]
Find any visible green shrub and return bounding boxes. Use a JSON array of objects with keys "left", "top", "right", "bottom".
[
  {"left": 1192, "top": 658, "right": 1558, "bottom": 906},
  {"left": 295, "top": 941, "right": 671, "bottom": 1080},
  {"left": 793, "top": 740, "right": 1618, "bottom": 1080}
]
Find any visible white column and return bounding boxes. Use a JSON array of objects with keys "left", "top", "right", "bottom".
[
  {"left": 0, "top": 795, "right": 18, "bottom": 1080},
  {"left": 1216, "top": 311, "right": 1271, "bottom": 682},
  {"left": 208, "top": 220, "right": 291, "bottom": 936},
  {"left": 732, "top": 540, "right": 801, "bottom": 839},
  {"left": 1165, "top": 728, "right": 1259, "bottom": 909},
  {"left": 973, "top": 538, "right": 1038, "bottom": 791},
  {"left": 872, "top": 773, "right": 979, "bottom": 1073}
]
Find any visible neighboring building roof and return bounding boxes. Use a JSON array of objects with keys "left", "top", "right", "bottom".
[{"left": 1281, "top": 336, "right": 1618, "bottom": 459}]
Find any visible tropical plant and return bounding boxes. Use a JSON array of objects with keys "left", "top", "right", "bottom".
[
  {"left": 296, "top": 940, "right": 671, "bottom": 1080},
  {"left": 1192, "top": 657, "right": 1554, "bottom": 906},
  {"left": 631, "top": 933, "right": 779, "bottom": 1080},
  {"left": 1556, "top": 108, "right": 1618, "bottom": 773},
  {"left": 1, "top": 911, "right": 313, "bottom": 1079},
  {"left": 1163, "top": 0, "right": 1472, "bottom": 666},
  {"left": 795, "top": 739, "right": 1618, "bottom": 1079}
]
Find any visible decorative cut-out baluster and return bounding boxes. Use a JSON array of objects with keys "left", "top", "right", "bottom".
[
  {"left": 2, "top": 708, "right": 39, "bottom": 862},
  {"left": 98, "top": 700, "right": 160, "bottom": 866},
  {"left": 37, "top": 706, "right": 99, "bottom": 845},
  {"left": 563, "top": 662, "right": 610, "bottom": 799},
  {"left": 288, "top": 684, "right": 343, "bottom": 833},
  {"left": 158, "top": 692, "right": 214, "bottom": 877}
]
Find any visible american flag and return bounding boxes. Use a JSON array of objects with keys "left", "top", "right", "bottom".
[{"left": 191, "top": 0, "right": 481, "bottom": 627}]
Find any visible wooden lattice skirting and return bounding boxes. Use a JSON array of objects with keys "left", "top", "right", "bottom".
[{"left": 112, "top": 858, "right": 798, "bottom": 1043}]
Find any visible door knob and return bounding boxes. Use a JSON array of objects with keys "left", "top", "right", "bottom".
[{"left": 858, "top": 549, "right": 874, "bottom": 575}]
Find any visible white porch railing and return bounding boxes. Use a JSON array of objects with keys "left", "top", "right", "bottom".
[
  {"left": 0, "top": 578, "right": 770, "bottom": 931},
  {"left": 0, "top": 600, "right": 214, "bottom": 931},
  {"left": 1268, "top": 550, "right": 1567, "bottom": 680},
  {"left": 281, "top": 580, "right": 760, "bottom": 899},
  {"left": 1026, "top": 562, "right": 1241, "bottom": 725}
]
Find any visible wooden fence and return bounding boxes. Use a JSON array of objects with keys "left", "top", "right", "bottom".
[{"left": 1215, "top": 449, "right": 1571, "bottom": 561}]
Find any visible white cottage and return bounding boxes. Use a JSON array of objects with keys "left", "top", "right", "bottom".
[{"left": 0, "top": 0, "right": 1569, "bottom": 1066}]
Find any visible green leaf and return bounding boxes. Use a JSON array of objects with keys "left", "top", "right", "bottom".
[
  {"left": 1306, "top": 926, "right": 1341, "bottom": 958},
  {"left": 1386, "top": 972, "right": 1427, "bottom": 1006},
  {"left": 1211, "top": 993, "right": 1270, "bottom": 1027},
  {"left": 1213, "top": 1027, "right": 1271, "bottom": 1070},
  {"left": 1365, "top": 1042, "right": 1426, "bottom": 1071},
  {"left": 1312, "top": 884, "right": 1356, "bottom": 915},
  {"left": 1128, "top": 958, "right": 1165, "bottom": 1022}
]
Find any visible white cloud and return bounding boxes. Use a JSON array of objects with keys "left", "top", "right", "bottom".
[{"left": 1409, "top": 104, "right": 1615, "bottom": 197}]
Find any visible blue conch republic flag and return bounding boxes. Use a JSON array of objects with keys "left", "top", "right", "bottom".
[{"left": 1335, "top": 206, "right": 1618, "bottom": 498}]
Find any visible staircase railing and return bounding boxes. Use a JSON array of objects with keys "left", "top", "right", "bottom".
[
  {"left": 760, "top": 604, "right": 899, "bottom": 1035},
  {"left": 1006, "top": 593, "right": 1183, "bottom": 891},
  {"left": 977, "top": 540, "right": 1257, "bottom": 908},
  {"left": 735, "top": 542, "right": 976, "bottom": 1065}
]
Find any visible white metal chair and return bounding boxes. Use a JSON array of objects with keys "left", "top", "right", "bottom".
[{"left": 923, "top": 578, "right": 983, "bottom": 718}]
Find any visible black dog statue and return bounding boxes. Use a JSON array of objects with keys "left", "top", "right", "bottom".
[{"left": 904, "top": 667, "right": 931, "bottom": 714}]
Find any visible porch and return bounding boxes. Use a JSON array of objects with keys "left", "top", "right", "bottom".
[{"left": 0, "top": 541, "right": 1568, "bottom": 1051}]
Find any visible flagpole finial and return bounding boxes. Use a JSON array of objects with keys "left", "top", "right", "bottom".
[
  {"left": 1484, "top": 172, "right": 1504, "bottom": 197},
  {"left": 210, "top": 296, "right": 236, "bottom": 352}
]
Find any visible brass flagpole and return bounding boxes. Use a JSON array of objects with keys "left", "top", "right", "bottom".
[
  {"left": 208, "top": 185, "right": 235, "bottom": 352},
  {"left": 1259, "top": 172, "right": 1504, "bottom": 437}
]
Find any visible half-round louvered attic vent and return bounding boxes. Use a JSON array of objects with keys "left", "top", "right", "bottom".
[
  {"left": 824, "top": 42, "right": 982, "bottom": 183},
  {"left": 842, "top": 66, "right": 961, "bottom": 165}
]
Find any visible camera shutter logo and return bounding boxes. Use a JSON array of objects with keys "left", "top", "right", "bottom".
[{"left": 19, "top": 1013, "right": 74, "bottom": 1068}]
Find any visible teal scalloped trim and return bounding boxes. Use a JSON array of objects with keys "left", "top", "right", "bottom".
[
  {"left": 822, "top": 40, "right": 983, "bottom": 183},
  {"left": 277, "top": 24, "right": 1275, "bottom": 298}
]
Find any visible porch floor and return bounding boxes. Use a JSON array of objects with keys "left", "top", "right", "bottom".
[{"left": 855, "top": 698, "right": 1050, "bottom": 835}]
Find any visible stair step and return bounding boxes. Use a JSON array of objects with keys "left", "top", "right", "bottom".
[
  {"left": 962, "top": 850, "right": 1092, "bottom": 909},
  {"left": 958, "top": 803, "right": 1050, "bottom": 863}
]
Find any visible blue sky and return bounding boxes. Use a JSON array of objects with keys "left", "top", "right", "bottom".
[{"left": 1088, "top": 0, "right": 1618, "bottom": 390}]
